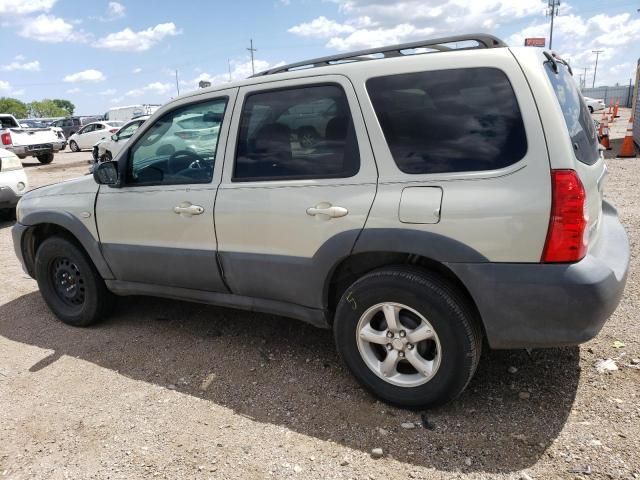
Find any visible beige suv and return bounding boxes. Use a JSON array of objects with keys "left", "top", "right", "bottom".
[{"left": 12, "top": 34, "right": 629, "bottom": 408}]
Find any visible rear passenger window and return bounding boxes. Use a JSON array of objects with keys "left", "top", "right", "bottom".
[
  {"left": 234, "top": 84, "right": 360, "bottom": 181},
  {"left": 367, "top": 68, "right": 527, "bottom": 174}
]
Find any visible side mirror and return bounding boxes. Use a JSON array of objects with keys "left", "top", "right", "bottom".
[
  {"left": 111, "top": 134, "right": 118, "bottom": 141},
  {"left": 93, "top": 161, "right": 119, "bottom": 186}
]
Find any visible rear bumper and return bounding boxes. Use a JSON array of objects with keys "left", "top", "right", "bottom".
[
  {"left": 448, "top": 201, "right": 629, "bottom": 349},
  {"left": 7, "top": 143, "right": 63, "bottom": 158}
]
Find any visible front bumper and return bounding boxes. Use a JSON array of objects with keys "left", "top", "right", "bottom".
[
  {"left": 11, "top": 222, "right": 31, "bottom": 276},
  {"left": 0, "top": 186, "right": 22, "bottom": 209},
  {"left": 448, "top": 201, "right": 629, "bottom": 349}
]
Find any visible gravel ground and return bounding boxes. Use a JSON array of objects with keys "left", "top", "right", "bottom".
[{"left": 1, "top": 120, "right": 639, "bottom": 479}]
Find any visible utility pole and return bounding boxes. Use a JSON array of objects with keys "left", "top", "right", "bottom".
[
  {"left": 175, "top": 69, "right": 180, "bottom": 96},
  {"left": 547, "top": 0, "right": 560, "bottom": 50},
  {"left": 592, "top": 50, "right": 604, "bottom": 88},
  {"left": 228, "top": 58, "right": 232, "bottom": 82},
  {"left": 247, "top": 39, "right": 257, "bottom": 76}
]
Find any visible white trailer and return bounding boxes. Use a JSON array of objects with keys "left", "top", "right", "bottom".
[{"left": 104, "top": 104, "right": 160, "bottom": 122}]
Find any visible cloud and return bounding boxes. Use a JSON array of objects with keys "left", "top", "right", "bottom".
[
  {"left": 19, "top": 14, "right": 76, "bottom": 42},
  {"left": 1, "top": 59, "right": 40, "bottom": 71},
  {"left": 64, "top": 69, "right": 105, "bottom": 83},
  {"left": 66, "top": 87, "right": 81, "bottom": 94},
  {"left": 180, "top": 58, "right": 285, "bottom": 93},
  {"left": 132, "top": 67, "right": 142, "bottom": 74},
  {"left": 0, "top": 0, "right": 56, "bottom": 16},
  {"left": 288, "top": 16, "right": 355, "bottom": 37},
  {"left": 96, "top": 22, "right": 180, "bottom": 52},
  {"left": 0, "top": 80, "right": 10, "bottom": 90},
  {"left": 509, "top": 11, "right": 640, "bottom": 85},
  {"left": 99, "top": 88, "right": 117, "bottom": 96},
  {"left": 125, "top": 81, "right": 174, "bottom": 97},
  {"left": 107, "top": 1, "right": 125, "bottom": 18},
  {"left": 289, "top": 0, "right": 546, "bottom": 50}
]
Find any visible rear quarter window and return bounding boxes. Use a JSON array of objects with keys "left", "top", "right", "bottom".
[
  {"left": 367, "top": 67, "right": 527, "bottom": 174},
  {"left": 544, "top": 63, "right": 599, "bottom": 166}
]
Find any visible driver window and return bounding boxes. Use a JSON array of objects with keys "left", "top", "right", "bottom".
[{"left": 127, "top": 97, "right": 228, "bottom": 186}]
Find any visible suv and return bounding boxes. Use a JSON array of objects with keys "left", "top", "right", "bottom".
[{"left": 11, "top": 35, "right": 629, "bottom": 408}]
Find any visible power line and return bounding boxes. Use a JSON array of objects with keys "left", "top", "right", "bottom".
[
  {"left": 591, "top": 50, "right": 604, "bottom": 88},
  {"left": 247, "top": 39, "right": 257, "bottom": 76},
  {"left": 547, "top": 0, "right": 560, "bottom": 50}
]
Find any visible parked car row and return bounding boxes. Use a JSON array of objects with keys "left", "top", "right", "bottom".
[
  {"left": 0, "top": 147, "right": 28, "bottom": 218},
  {"left": 1, "top": 114, "right": 65, "bottom": 164}
]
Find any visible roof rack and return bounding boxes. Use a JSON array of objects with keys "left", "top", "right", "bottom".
[{"left": 251, "top": 33, "right": 507, "bottom": 77}]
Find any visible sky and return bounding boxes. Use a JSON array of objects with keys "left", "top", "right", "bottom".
[{"left": 1, "top": 0, "right": 639, "bottom": 115}]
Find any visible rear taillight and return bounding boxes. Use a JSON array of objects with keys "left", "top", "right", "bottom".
[
  {"left": 542, "top": 169, "right": 588, "bottom": 263},
  {"left": 1, "top": 132, "right": 11, "bottom": 145}
]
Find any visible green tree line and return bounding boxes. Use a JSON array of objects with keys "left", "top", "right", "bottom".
[{"left": 0, "top": 97, "right": 75, "bottom": 119}]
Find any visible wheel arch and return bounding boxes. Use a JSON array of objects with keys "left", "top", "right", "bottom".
[{"left": 20, "top": 211, "right": 114, "bottom": 280}]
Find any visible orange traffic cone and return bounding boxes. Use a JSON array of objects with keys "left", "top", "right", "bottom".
[
  {"left": 613, "top": 97, "right": 620, "bottom": 118},
  {"left": 617, "top": 117, "right": 636, "bottom": 158},
  {"left": 598, "top": 110, "right": 607, "bottom": 138},
  {"left": 610, "top": 100, "right": 616, "bottom": 123},
  {"left": 608, "top": 101, "right": 613, "bottom": 116},
  {"left": 601, "top": 116, "right": 611, "bottom": 150}
]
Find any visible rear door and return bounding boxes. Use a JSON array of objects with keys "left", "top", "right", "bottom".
[{"left": 214, "top": 75, "right": 377, "bottom": 309}]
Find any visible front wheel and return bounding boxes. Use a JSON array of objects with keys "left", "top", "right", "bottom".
[
  {"left": 333, "top": 267, "right": 482, "bottom": 409},
  {"left": 35, "top": 236, "right": 114, "bottom": 326},
  {"left": 37, "top": 153, "right": 54, "bottom": 164},
  {"left": 69, "top": 140, "right": 79, "bottom": 152}
]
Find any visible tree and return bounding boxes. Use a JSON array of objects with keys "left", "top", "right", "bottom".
[
  {"left": 0, "top": 97, "right": 28, "bottom": 118},
  {"left": 27, "top": 99, "right": 68, "bottom": 118},
  {"left": 52, "top": 99, "right": 75, "bottom": 116}
]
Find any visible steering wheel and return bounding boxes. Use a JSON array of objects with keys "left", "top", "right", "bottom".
[{"left": 168, "top": 149, "right": 204, "bottom": 174}]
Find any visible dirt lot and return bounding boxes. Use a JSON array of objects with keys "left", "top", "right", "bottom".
[{"left": 1, "top": 122, "right": 639, "bottom": 479}]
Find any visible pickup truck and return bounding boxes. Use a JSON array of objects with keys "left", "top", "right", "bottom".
[{"left": 0, "top": 114, "right": 65, "bottom": 164}]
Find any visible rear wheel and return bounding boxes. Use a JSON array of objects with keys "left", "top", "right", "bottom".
[
  {"left": 69, "top": 140, "right": 79, "bottom": 152},
  {"left": 35, "top": 236, "right": 114, "bottom": 326},
  {"left": 333, "top": 267, "right": 482, "bottom": 409},
  {"left": 37, "top": 153, "right": 54, "bottom": 164}
]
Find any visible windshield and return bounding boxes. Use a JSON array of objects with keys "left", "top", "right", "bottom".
[{"left": 545, "top": 63, "right": 599, "bottom": 165}]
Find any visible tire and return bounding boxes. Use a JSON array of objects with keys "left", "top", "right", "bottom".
[
  {"left": 333, "top": 266, "right": 482, "bottom": 409},
  {"left": 588, "top": 106, "right": 594, "bottom": 114},
  {"left": 100, "top": 151, "right": 112, "bottom": 162},
  {"left": 69, "top": 140, "right": 79, "bottom": 152},
  {"left": 37, "top": 153, "right": 54, "bottom": 164},
  {"left": 35, "top": 236, "right": 114, "bottom": 327},
  {"left": 92, "top": 147, "right": 99, "bottom": 162},
  {"left": 0, "top": 208, "right": 16, "bottom": 221},
  {"left": 298, "top": 126, "right": 320, "bottom": 148}
]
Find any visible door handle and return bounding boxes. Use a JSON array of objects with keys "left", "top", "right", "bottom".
[
  {"left": 306, "top": 203, "right": 349, "bottom": 218},
  {"left": 174, "top": 202, "right": 205, "bottom": 216}
]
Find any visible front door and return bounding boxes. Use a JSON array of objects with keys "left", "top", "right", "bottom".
[
  {"left": 214, "top": 77, "right": 377, "bottom": 309},
  {"left": 95, "top": 89, "right": 237, "bottom": 291}
]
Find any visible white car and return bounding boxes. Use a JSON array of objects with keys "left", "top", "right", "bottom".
[
  {"left": 583, "top": 96, "right": 605, "bottom": 113},
  {"left": 95, "top": 116, "right": 150, "bottom": 162},
  {"left": 68, "top": 121, "right": 124, "bottom": 152},
  {"left": 0, "top": 148, "right": 28, "bottom": 217}
]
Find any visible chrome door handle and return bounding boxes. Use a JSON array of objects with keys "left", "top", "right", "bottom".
[
  {"left": 306, "top": 203, "right": 349, "bottom": 218},
  {"left": 174, "top": 202, "right": 205, "bottom": 216}
]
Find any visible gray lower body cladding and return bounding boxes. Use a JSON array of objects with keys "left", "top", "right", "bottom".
[{"left": 448, "top": 202, "right": 629, "bottom": 349}]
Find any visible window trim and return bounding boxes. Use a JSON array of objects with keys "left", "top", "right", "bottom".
[
  {"left": 365, "top": 67, "right": 528, "bottom": 176},
  {"left": 121, "top": 95, "right": 229, "bottom": 188},
  {"left": 231, "top": 82, "right": 361, "bottom": 183}
]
